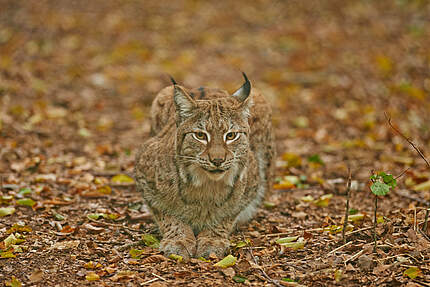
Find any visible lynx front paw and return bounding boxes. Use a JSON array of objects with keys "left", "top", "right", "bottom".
[
  {"left": 159, "top": 237, "right": 196, "bottom": 260},
  {"left": 196, "top": 236, "right": 230, "bottom": 259}
]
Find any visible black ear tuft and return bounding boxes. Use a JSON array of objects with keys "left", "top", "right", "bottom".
[
  {"left": 173, "top": 85, "right": 196, "bottom": 122},
  {"left": 169, "top": 75, "right": 178, "bottom": 86},
  {"left": 232, "top": 72, "right": 251, "bottom": 102}
]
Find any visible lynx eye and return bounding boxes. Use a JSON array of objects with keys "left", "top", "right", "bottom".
[
  {"left": 225, "top": 132, "right": 240, "bottom": 143},
  {"left": 192, "top": 131, "right": 208, "bottom": 142}
]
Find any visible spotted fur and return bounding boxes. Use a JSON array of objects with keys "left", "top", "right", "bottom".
[{"left": 135, "top": 77, "right": 274, "bottom": 259}]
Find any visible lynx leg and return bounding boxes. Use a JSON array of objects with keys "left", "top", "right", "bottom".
[
  {"left": 195, "top": 220, "right": 234, "bottom": 258},
  {"left": 154, "top": 213, "right": 196, "bottom": 260}
]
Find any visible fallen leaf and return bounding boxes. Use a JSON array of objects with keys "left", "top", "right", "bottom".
[
  {"left": 85, "top": 271, "right": 100, "bottom": 281},
  {"left": 169, "top": 254, "right": 183, "bottom": 262},
  {"left": 348, "top": 214, "right": 365, "bottom": 222},
  {"left": 0, "top": 250, "right": 16, "bottom": 258},
  {"left": 279, "top": 237, "right": 306, "bottom": 250},
  {"left": 51, "top": 240, "right": 80, "bottom": 250},
  {"left": 214, "top": 255, "right": 237, "bottom": 268},
  {"left": 4, "top": 233, "right": 18, "bottom": 248},
  {"left": 111, "top": 174, "right": 134, "bottom": 184},
  {"left": 0, "top": 207, "right": 16, "bottom": 217},
  {"left": 314, "top": 194, "right": 333, "bottom": 207},
  {"left": 232, "top": 275, "right": 247, "bottom": 283},
  {"left": 142, "top": 234, "right": 160, "bottom": 249},
  {"left": 412, "top": 180, "right": 430, "bottom": 191},
  {"left": 129, "top": 249, "right": 145, "bottom": 259},
  {"left": 403, "top": 266, "right": 422, "bottom": 279},
  {"left": 5, "top": 276, "right": 21, "bottom": 287},
  {"left": 29, "top": 269, "right": 43, "bottom": 283},
  {"left": 16, "top": 198, "right": 36, "bottom": 207},
  {"left": 276, "top": 236, "right": 299, "bottom": 244}
]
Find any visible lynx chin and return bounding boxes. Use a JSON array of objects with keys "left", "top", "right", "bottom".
[{"left": 135, "top": 73, "right": 274, "bottom": 259}]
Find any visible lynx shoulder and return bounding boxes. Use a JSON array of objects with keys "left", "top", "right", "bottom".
[{"left": 135, "top": 74, "right": 274, "bottom": 259}]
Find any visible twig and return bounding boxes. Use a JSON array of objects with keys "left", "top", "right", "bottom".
[
  {"left": 344, "top": 226, "right": 373, "bottom": 236},
  {"left": 395, "top": 167, "right": 410, "bottom": 180},
  {"left": 385, "top": 112, "right": 430, "bottom": 232},
  {"left": 344, "top": 249, "right": 364, "bottom": 264},
  {"left": 385, "top": 112, "right": 430, "bottom": 168},
  {"left": 151, "top": 273, "right": 167, "bottom": 281},
  {"left": 342, "top": 167, "right": 352, "bottom": 244},
  {"left": 373, "top": 195, "right": 378, "bottom": 253},
  {"left": 243, "top": 233, "right": 283, "bottom": 287},
  {"left": 142, "top": 278, "right": 159, "bottom": 285},
  {"left": 327, "top": 241, "right": 353, "bottom": 256}
]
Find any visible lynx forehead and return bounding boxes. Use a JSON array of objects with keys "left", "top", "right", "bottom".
[{"left": 135, "top": 73, "right": 274, "bottom": 260}]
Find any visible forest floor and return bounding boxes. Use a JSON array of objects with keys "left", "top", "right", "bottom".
[{"left": 1, "top": 0, "right": 430, "bottom": 286}]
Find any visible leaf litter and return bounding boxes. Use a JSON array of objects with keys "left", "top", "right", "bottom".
[{"left": 1, "top": 1, "right": 430, "bottom": 286}]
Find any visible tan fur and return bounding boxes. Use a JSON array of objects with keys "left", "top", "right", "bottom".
[{"left": 135, "top": 81, "right": 274, "bottom": 259}]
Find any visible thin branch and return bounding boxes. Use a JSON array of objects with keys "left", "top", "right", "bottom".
[
  {"left": 373, "top": 195, "right": 378, "bottom": 253},
  {"left": 242, "top": 233, "right": 283, "bottom": 287},
  {"left": 384, "top": 112, "right": 430, "bottom": 168},
  {"left": 342, "top": 167, "right": 352, "bottom": 244},
  {"left": 385, "top": 112, "right": 430, "bottom": 233},
  {"left": 395, "top": 167, "right": 410, "bottom": 180}
]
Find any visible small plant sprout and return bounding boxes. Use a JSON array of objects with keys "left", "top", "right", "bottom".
[{"left": 370, "top": 172, "right": 397, "bottom": 252}]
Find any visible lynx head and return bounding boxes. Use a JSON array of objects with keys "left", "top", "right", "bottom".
[{"left": 173, "top": 74, "right": 252, "bottom": 185}]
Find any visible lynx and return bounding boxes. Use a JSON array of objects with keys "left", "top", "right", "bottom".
[{"left": 135, "top": 73, "right": 274, "bottom": 259}]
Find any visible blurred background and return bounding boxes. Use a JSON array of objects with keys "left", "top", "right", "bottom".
[{"left": 1, "top": 0, "right": 430, "bottom": 180}]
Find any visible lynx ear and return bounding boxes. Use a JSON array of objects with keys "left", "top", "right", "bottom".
[
  {"left": 173, "top": 85, "right": 196, "bottom": 121},
  {"left": 232, "top": 72, "right": 251, "bottom": 102}
]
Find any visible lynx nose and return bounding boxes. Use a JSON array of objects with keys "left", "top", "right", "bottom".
[{"left": 210, "top": 158, "right": 225, "bottom": 167}]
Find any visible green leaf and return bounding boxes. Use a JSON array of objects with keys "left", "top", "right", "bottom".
[
  {"left": 276, "top": 236, "right": 299, "bottom": 244},
  {"left": 87, "top": 213, "right": 106, "bottom": 220},
  {"left": 142, "top": 234, "right": 160, "bottom": 249},
  {"left": 334, "top": 269, "right": 342, "bottom": 282},
  {"left": 0, "top": 195, "right": 14, "bottom": 204},
  {"left": 348, "top": 208, "right": 359, "bottom": 215},
  {"left": 263, "top": 201, "right": 276, "bottom": 208},
  {"left": 284, "top": 175, "right": 300, "bottom": 185},
  {"left": 0, "top": 250, "right": 16, "bottom": 258},
  {"left": 18, "top": 187, "right": 32, "bottom": 196},
  {"left": 234, "top": 239, "right": 250, "bottom": 248},
  {"left": 129, "top": 248, "right": 145, "bottom": 259},
  {"left": 232, "top": 275, "right": 247, "bottom": 283},
  {"left": 314, "top": 193, "right": 333, "bottom": 207},
  {"left": 370, "top": 181, "right": 390, "bottom": 196},
  {"left": 307, "top": 154, "right": 324, "bottom": 165},
  {"left": 213, "top": 254, "right": 237, "bottom": 268},
  {"left": 5, "top": 276, "right": 21, "bottom": 287},
  {"left": 381, "top": 173, "right": 396, "bottom": 188},
  {"left": 279, "top": 240, "right": 306, "bottom": 250},
  {"left": 16, "top": 198, "right": 36, "bottom": 207},
  {"left": 168, "top": 254, "right": 183, "bottom": 262},
  {"left": 96, "top": 185, "right": 112, "bottom": 194},
  {"left": 348, "top": 214, "right": 365, "bottom": 222},
  {"left": 0, "top": 207, "right": 16, "bottom": 217},
  {"left": 198, "top": 257, "right": 211, "bottom": 262},
  {"left": 7, "top": 224, "right": 32, "bottom": 234},
  {"left": 403, "top": 266, "right": 422, "bottom": 279},
  {"left": 282, "top": 278, "right": 296, "bottom": 282},
  {"left": 4, "top": 234, "right": 18, "bottom": 248},
  {"left": 53, "top": 212, "right": 65, "bottom": 221}
]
